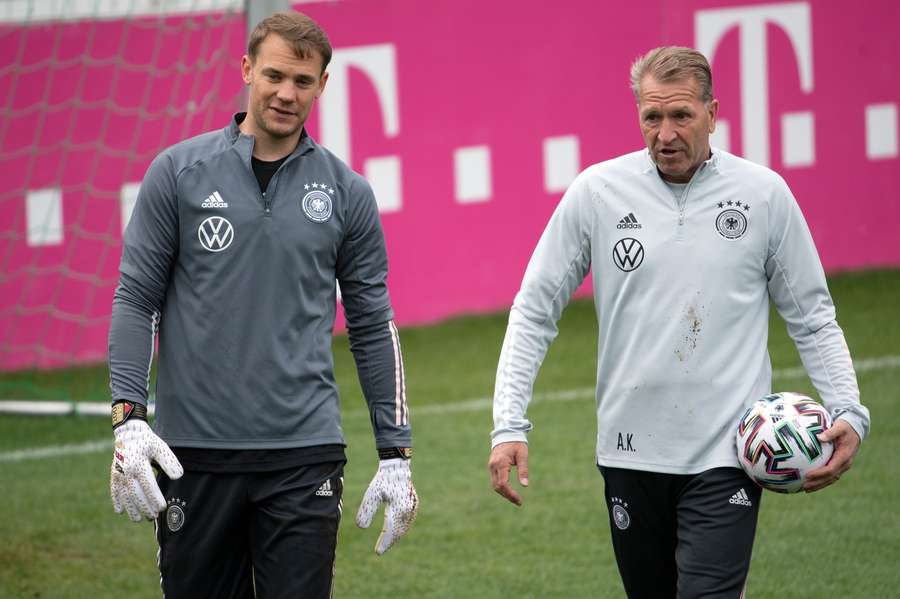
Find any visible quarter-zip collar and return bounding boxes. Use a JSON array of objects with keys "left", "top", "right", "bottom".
[
  {"left": 640, "top": 147, "right": 721, "bottom": 227},
  {"left": 640, "top": 147, "right": 722, "bottom": 180},
  {"left": 225, "top": 112, "right": 316, "bottom": 171}
]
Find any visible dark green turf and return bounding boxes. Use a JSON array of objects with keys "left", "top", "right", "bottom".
[{"left": 1, "top": 269, "right": 898, "bottom": 597}]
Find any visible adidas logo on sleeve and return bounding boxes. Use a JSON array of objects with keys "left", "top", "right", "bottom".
[
  {"left": 617, "top": 213, "right": 642, "bottom": 229},
  {"left": 728, "top": 488, "right": 753, "bottom": 507}
]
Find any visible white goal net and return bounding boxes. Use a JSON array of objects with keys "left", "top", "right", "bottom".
[{"left": 0, "top": 0, "right": 246, "bottom": 383}]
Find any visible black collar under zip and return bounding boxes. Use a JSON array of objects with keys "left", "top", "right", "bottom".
[
  {"left": 227, "top": 112, "right": 317, "bottom": 173},
  {"left": 226, "top": 112, "right": 318, "bottom": 215}
]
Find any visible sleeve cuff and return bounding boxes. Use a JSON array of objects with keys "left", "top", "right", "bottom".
[
  {"left": 491, "top": 430, "right": 529, "bottom": 449},
  {"left": 375, "top": 436, "right": 413, "bottom": 448},
  {"left": 835, "top": 412, "right": 868, "bottom": 443}
]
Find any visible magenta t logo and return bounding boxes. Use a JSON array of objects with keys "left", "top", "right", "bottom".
[{"left": 696, "top": 2, "right": 814, "bottom": 167}]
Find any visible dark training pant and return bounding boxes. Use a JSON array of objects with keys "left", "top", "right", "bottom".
[
  {"left": 599, "top": 466, "right": 762, "bottom": 599},
  {"left": 155, "top": 461, "right": 344, "bottom": 599}
]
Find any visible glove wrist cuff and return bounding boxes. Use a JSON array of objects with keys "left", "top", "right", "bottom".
[
  {"left": 111, "top": 401, "right": 148, "bottom": 429},
  {"left": 377, "top": 447, "right": 412, "bottom": 460}
]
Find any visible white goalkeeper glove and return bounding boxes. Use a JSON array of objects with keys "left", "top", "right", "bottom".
[
  {"left": 355, "top": 457, "right": 419, "bottom": 554},
  {"left": 110, "top": 419, "right": 183, "bottom": 522}
]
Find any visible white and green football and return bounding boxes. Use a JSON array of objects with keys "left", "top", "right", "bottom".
[{"left": 736, "top": 392, "right": 834, "bottom": 493}]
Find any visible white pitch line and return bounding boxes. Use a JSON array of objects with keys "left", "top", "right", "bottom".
[
  {"left": 2, "top": 355, "right": 897, "bottom": 463},
  {"left": 414, "top": 354, "right": 900, "bottom": 416},
  {"left": 772, "top": 354, "right": 900, "bottom": 381},
  {"left": 0, "top": 439, "right": 110, "bottom": 463}
]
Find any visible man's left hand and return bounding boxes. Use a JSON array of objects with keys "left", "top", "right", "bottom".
[
  {"left": 803, "top": 419, "right": 861, "bottom": 492},
  {"left": 355, "top": 458, "right": 418, "bottom": 554}
]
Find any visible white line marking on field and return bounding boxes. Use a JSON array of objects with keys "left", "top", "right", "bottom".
[
  {"left": 414, "top": 354, "right": 900, "bottom": 416},
  {"left": 0, "top": 439, "right": 110, "bottom": 463},
  {"left": 1, "top": 355, "right": 897, "bottom": 463}
]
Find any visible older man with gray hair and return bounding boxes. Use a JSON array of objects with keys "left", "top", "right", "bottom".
[{"left": 488, "top": 46, "right": 869, "bottom": 598}]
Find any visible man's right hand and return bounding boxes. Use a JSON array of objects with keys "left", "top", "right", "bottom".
[
  {"left": 488, "top": 441, "right": 529, "bottom": 506},
  {"left": 110, "top": 420, "right": 183, "bottom": 522}
]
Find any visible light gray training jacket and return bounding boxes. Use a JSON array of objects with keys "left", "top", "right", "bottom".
[
  {"left": 109, "top": 114, "right": 410, "bottom": 450},
  {"left": 492, "top": 148, "right": 869, "bottom": 474}
]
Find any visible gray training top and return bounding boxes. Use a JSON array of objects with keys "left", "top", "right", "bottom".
[{"left": 109, "top": 114, "right": 411, "bottom": 450}]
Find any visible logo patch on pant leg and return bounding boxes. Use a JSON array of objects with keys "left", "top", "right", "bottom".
[
  {"left": 316, "top": 479, "right": 334, "bottom": 497},
  {"left": 728, "top": 488, "right": 753, "bottom": 507},
  {"left": 610, "top": 496, "right": 631, "bottom": 530},
  {"left": 165, "top": 497, "right": 187, "bottom": 532}
]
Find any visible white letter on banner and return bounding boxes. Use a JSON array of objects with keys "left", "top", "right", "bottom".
[
  {"left": 319, "top": 44, "right": 401, "bottom": 212},
  {"left": 26, "top": 188, "right": 63, "bottom": 246},
  {"left": 696, "top": 2, "right": 813, "bottom": 167},
  {"left": 120, "top": 182, "right": 140, "bottom": 233}
]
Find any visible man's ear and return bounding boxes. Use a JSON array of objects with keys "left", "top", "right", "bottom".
[
  {"left": 316, "top": 70, "right": 329, "bottom": 98},
  {"left": 241, "top": 55, "right": 253, "bottom": 85},
  {"left": 707, "top": 99, "right": 719, "bottom": 133}
]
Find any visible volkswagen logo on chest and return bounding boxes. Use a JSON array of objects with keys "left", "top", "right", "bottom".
[
  {"left": 198, "top": 216, "right": 234, "bottom": 252},
  {"left": 613, "top": 238, "right": 644, "bottom": 272}
]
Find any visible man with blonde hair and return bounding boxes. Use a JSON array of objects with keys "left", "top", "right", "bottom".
[
  {"left": 489, "top": 46, "right": 868, "bottom": 598},
  {"left": 108, "top": 11, "right": 417, "bottom": 598}
]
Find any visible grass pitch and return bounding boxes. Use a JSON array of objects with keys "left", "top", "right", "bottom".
[{"left": 1, "top": 269, "right": 899, "bottom": 598}]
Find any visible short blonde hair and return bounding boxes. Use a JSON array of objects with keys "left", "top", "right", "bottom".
[{"left": 630, "top": 46, "right": 713, "bottom": 103}]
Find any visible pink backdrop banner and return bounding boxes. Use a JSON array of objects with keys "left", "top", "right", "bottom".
[{"left": 1, "top": 0, "right": 898, "bottom": 370}]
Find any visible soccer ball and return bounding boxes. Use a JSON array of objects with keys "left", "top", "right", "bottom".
[{"left": 735, "top": 392, "right": 833, "bottom": 493}]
